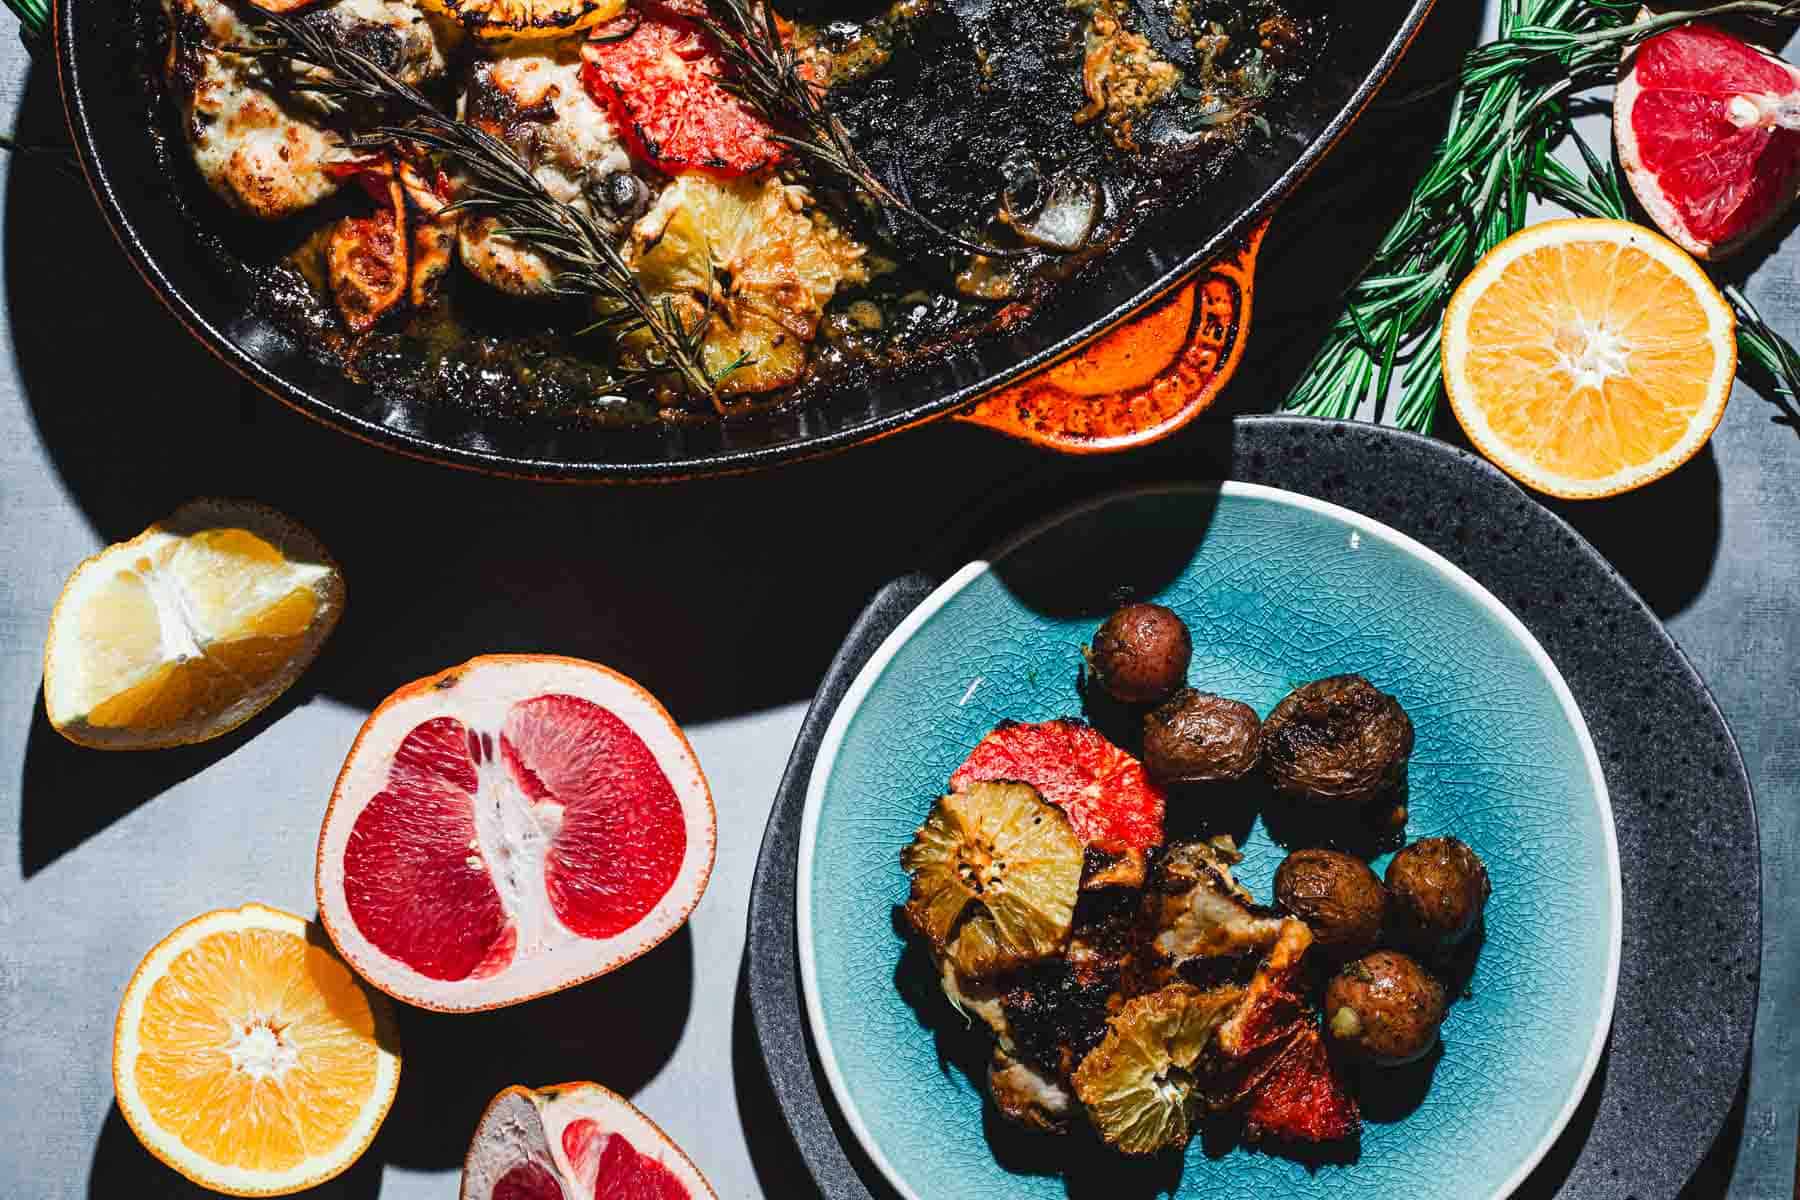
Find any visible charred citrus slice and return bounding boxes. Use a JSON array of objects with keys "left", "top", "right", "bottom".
[
  {"left": 1616, "top": 23, "right": 1800, "bottom": 260},
  {"left": 624, "top": 173, "right": 866, "bottom": 394},
  {"left": 328, "top": 168, "right": 409, "bottom": 333},
  {"left": 580, "top": 6, "right": 780, "bottom": 176},
  {"left": 317, "top": 655, "right": 716, "bottom": 1011},
  {"left": 43, "top": 500, "right": 342, "bottom": 750},
  {"left": 1442, "top": 217, "right": 1735, "bottom": 499},
  {"left": 950, "top": 719, "right": 1166, "bottom": 851},
  {"left": 1071, "top": 983, "right": 1242, "bottom": 1155},
  {"left": 462, "top": 1082, "right": 716, "bottom": 1200},
  {"left": 1241, "top": 1023, "right": 1360, "bottom": 1144},
  {"left": 113, "top": 904, "right": 400, "bottom": 1196},
  {"left": 901, "top": 781, "right": 1082, "bottom": 978},
  {"left": 422, "top": 0, "right": 623, "bottom": 40}
]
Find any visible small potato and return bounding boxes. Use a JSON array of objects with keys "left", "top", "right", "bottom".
[
  {"left": 1142, "top": 689, "right": 1261, "bottom": 784},
  {"left": 1087, "top": 604, "right": 1192, "bottom": 705},
  {"left": 1386, "top": 836, "right": 1491, "bottom": 951},
  {"left": 1274, "top": 848, "right": 1386, "bottom": 957},
  {"left": 1325, "top": 949, "right": 1446, "bottom": 1066},
  {"left": 1262, "top": 675, "right": 1413, "bottom": 806}
]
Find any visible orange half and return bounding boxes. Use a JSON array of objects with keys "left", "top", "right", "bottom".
[
  {"left": 1442, "top": 217, "right": 1735, "bottom": 499},
  {"left": 113, "top": 904, "right": 401, "bottom": 1196}
]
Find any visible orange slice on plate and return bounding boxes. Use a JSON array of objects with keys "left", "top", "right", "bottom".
[
  {"left": 1442, "top": 217, "right": 1735, "bottom": 499},
  {"left": 113, "top": 904, "right": 401, "bottom": 1196},
  {"left": 43, "top": 499, "right": 343, "bottom": 749}
]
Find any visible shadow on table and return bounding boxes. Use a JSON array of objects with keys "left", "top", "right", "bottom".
[{"left": 369, "top": 925, "right": 696, "bottom": 1171}]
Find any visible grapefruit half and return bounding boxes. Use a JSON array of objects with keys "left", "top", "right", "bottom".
[
  {"left": 316, "top": 655, "right": 715, "bottom": 1011},
  {"left": 1616, "top": 22, "right": 1800, "bottom": 259},
  {"left": 461, "top": 1082, "right": 716, "bottom": 1200}
]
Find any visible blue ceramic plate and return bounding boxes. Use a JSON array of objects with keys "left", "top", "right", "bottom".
[{"left": 798, "top": 483, "right": 1620, "bottom": 1200}]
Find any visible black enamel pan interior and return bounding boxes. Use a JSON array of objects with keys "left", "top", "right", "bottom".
[{"left": 58, "top": 0, "right": 1436, "bottom": 480}]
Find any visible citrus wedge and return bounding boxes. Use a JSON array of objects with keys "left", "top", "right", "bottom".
[
  {"left": 421, "top": 0, "right": 624, "bottom": 40},
  {"left": 113, "top": 904, "right": 401, "bottom": 1196},
  {"left": 43, "top": 500, "right": 343, "bottom": 749},
  {"left": 1442, "top": 217, "right": 1735, "bottom": 500},
  {"left": 1071, "top": 983, "right": 1243, "bottom": 1155}
]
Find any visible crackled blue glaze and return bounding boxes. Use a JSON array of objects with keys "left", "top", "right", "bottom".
[{"left": 801, "top": 485, "right": 1618, "bottom": 1200}]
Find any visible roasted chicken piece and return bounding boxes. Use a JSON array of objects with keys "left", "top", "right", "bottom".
[{"left": 1144, "top": 839, "right": 1285, "bottom": 982}]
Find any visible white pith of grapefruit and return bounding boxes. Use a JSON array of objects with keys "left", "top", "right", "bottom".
[
  {"left": 316, "top": 655, "right": 715, "bottom": 1011},
  {"left": 1616, "top": 22, "right": 1800, "bottom": 260},
  {"left": 461, "top": 1082, "right": 716, "bottom": 1200}
]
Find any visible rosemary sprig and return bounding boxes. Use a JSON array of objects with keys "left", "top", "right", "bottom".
[
  {"left": 237, "top": 8, "right": 729, "bottom": 406},
  {"left": 1281, "top": 0, "right": 1800, "bottom": 432},
  {"left": 699, "top": 0, "right": 1028, "bottom": 258}
]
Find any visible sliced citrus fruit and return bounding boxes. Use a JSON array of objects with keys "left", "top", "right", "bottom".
[
  {"left": 901, "top": 781, "right": 1083, "bottom": 979},
  {"left": 316, "top": 654, "right": 716, "bottom": 1011},
  {"left": 1616, "top": 23, "right": 1800, "bottom": 260},
  {"left": 1442, "top": 217, "right": 1735, "bottom": 500},
  {"left": 112, "top": 904, "right": 400, "bottom": 1196},
  {"left": 580, "top": 6, "right": 781, "bottom": 177},
  {"left": 43, "top": 499, "right": 343, "bottom": 750},
  {"left": 462, "top": 1082, "right": 716, "bottom": 1200},
  {"left": 1240, "top": 1023, "right": 1360, "bottom": 1145},
  {"left": 421, "top": 0, "right": 624, "bottom": 40},
  {"left": 950, "top": 718, "right": 1166, "bottom": 851},
  {"left": 1070, "top": 983, "right": 1243, "bottom": 1155},
  {"left": 623, "top": 172, "right": 867, "bottom": 394}
]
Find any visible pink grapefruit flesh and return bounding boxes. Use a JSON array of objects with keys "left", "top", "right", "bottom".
[
  {"left": 564, "top": 1119, "right": 688, "bottom": 1198},
  {"left": 461, "top": 1083, "right": 715, "bottom": 1200},
  {"left": 492, "top": 1162, "right": 563, "bottom": 1200},
  {"left": 1617, "top": 23, "right": 1800, "bottom": 259}
]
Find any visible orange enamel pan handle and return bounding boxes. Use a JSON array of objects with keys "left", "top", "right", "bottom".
[{"left": 955, "top": 220, "right": 1265, "bottom": 453}]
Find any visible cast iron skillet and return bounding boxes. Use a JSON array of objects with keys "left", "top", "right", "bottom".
[{"left": 58, "top": 0, "right": 1435, "bottom": 481}]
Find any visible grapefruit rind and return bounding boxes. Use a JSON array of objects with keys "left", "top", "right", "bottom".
[
  {"left": 316, "top": 654, "right": 717, "bottom": 1012},
  {"left": 43, "top": 499, "right": 344, "bottom": 751},
  {"left": 461, "top": 1082, "right": 718, "bottom": 1200},
  {"left": 111, "top": 903, "right": 401, "bottom": 1197},
  {"left": 1442, "top": 218, "right": 1735, "bottom": 501}
]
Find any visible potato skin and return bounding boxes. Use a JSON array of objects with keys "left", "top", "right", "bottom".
[
  {"left": 1262, "top": 675, "right": 1413, "bottom": 805},
  {"left": 1274, "top": 849, "right": 1386, "bottom": 957},
  {"left": 1142, "top": 689, "right": 1261, "bottom": 784},
  {"left": 1088, "top": 604, "right": 1192, "bottom": 705},
  {"left": 1385, "top": 837, "right": 1491, "bottom": 951},
  {"left": 1324, "top": 949, "right": 1446, "bottom": 1066}
]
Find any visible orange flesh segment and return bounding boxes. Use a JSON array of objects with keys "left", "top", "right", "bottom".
[
  {"left": 131, "top": 928, "right": 382, "bottom": 1172},
  {"left": 1460, "top": 238, "right": 1717, "bottom": 483}
]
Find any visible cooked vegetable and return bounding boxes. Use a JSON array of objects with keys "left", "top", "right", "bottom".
[
  {"left": 328, "top": 170, "right": 409, "bottom": 332},
  {"left": 1143, "top": 689, "right": 1261, "bottom": 784},
  {"left": 1262, "top": 675, "right": 1413, "bottom": 806},
  {"left": 1087, "top": 603, "right": 1192, "bottom": 705},
  {"left": 1385, "top": 836, "right": 1491, "bottom": 952},
  {"left": 1273, "top": 848, "right": 1386, "bottom": 958},
  {"left": 1325, "top": 949, "right": 1447, "bottom": 1066},
  {"left": 901, "top": 781, "right": 1084, "bottom": 978}
]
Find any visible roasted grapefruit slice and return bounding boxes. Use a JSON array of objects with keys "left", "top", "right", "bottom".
[
  {"left": 462, "top": 1082, "right": 716, "bottom": 1200},
  {"left": 316, "top": 655, "right": 715, "bottom": 1011},
  {"left": 1616, "top": 23, "right": 1800, "bottom": 260},
  {"left": 950, "top": 718, "right": 1166, "bottom": 851}
]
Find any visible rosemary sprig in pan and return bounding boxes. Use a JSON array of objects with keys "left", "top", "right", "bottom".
[
  {"left": 236, "top": 8, "right": 732, "bottom": 407},
  {"left": 699, "top": 0, "right": 1030, "bottom": 258},
  {"left": 1282, "top": 0, "right": 1800, "bottom": 432}
]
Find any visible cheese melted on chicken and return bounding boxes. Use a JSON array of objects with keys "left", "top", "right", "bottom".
[
  {"left": 457, "top": 48, "right": 633, "bottom": 296},
  {"left": 163, "top": 0, "right": 448, "bottom": 220}
]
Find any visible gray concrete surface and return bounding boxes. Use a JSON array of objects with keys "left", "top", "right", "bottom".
[{"left": 0, "top": 1, "right": 1795, "bottom": 1197}]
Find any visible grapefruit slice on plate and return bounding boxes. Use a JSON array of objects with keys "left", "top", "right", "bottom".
[
  {"left": 1616, "top": 22, "right": 1800, "bottom": 259},
  {"left": 461, "top": 1082, "right": 716, "bottom": 1200},
  {"left": 316, "top": 655, "right": 715, "bottom": 1011},
  {"left": 44, "top": 499, "right": 343, "bottom": 750},
  {"left": 950, "top": 718, "right": 1166, "bottom": 851},
  {"left": 113, "top": 904, "right": 401, "bottom": 1196}
]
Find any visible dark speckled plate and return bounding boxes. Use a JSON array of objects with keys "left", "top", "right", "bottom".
[{"left": 746, "top": 416, "right": 1759, "bottom": 1200}]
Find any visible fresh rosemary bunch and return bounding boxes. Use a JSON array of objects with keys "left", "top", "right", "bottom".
[
  {"left": 700, "top": 0, "right": 1028, "bottom": 258},
  {"left": 238, "top": 8, "right": 730, "bottom": 407},
  {"left": 1283, "top": 0, "right": 1800, "bottom": 432}
]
